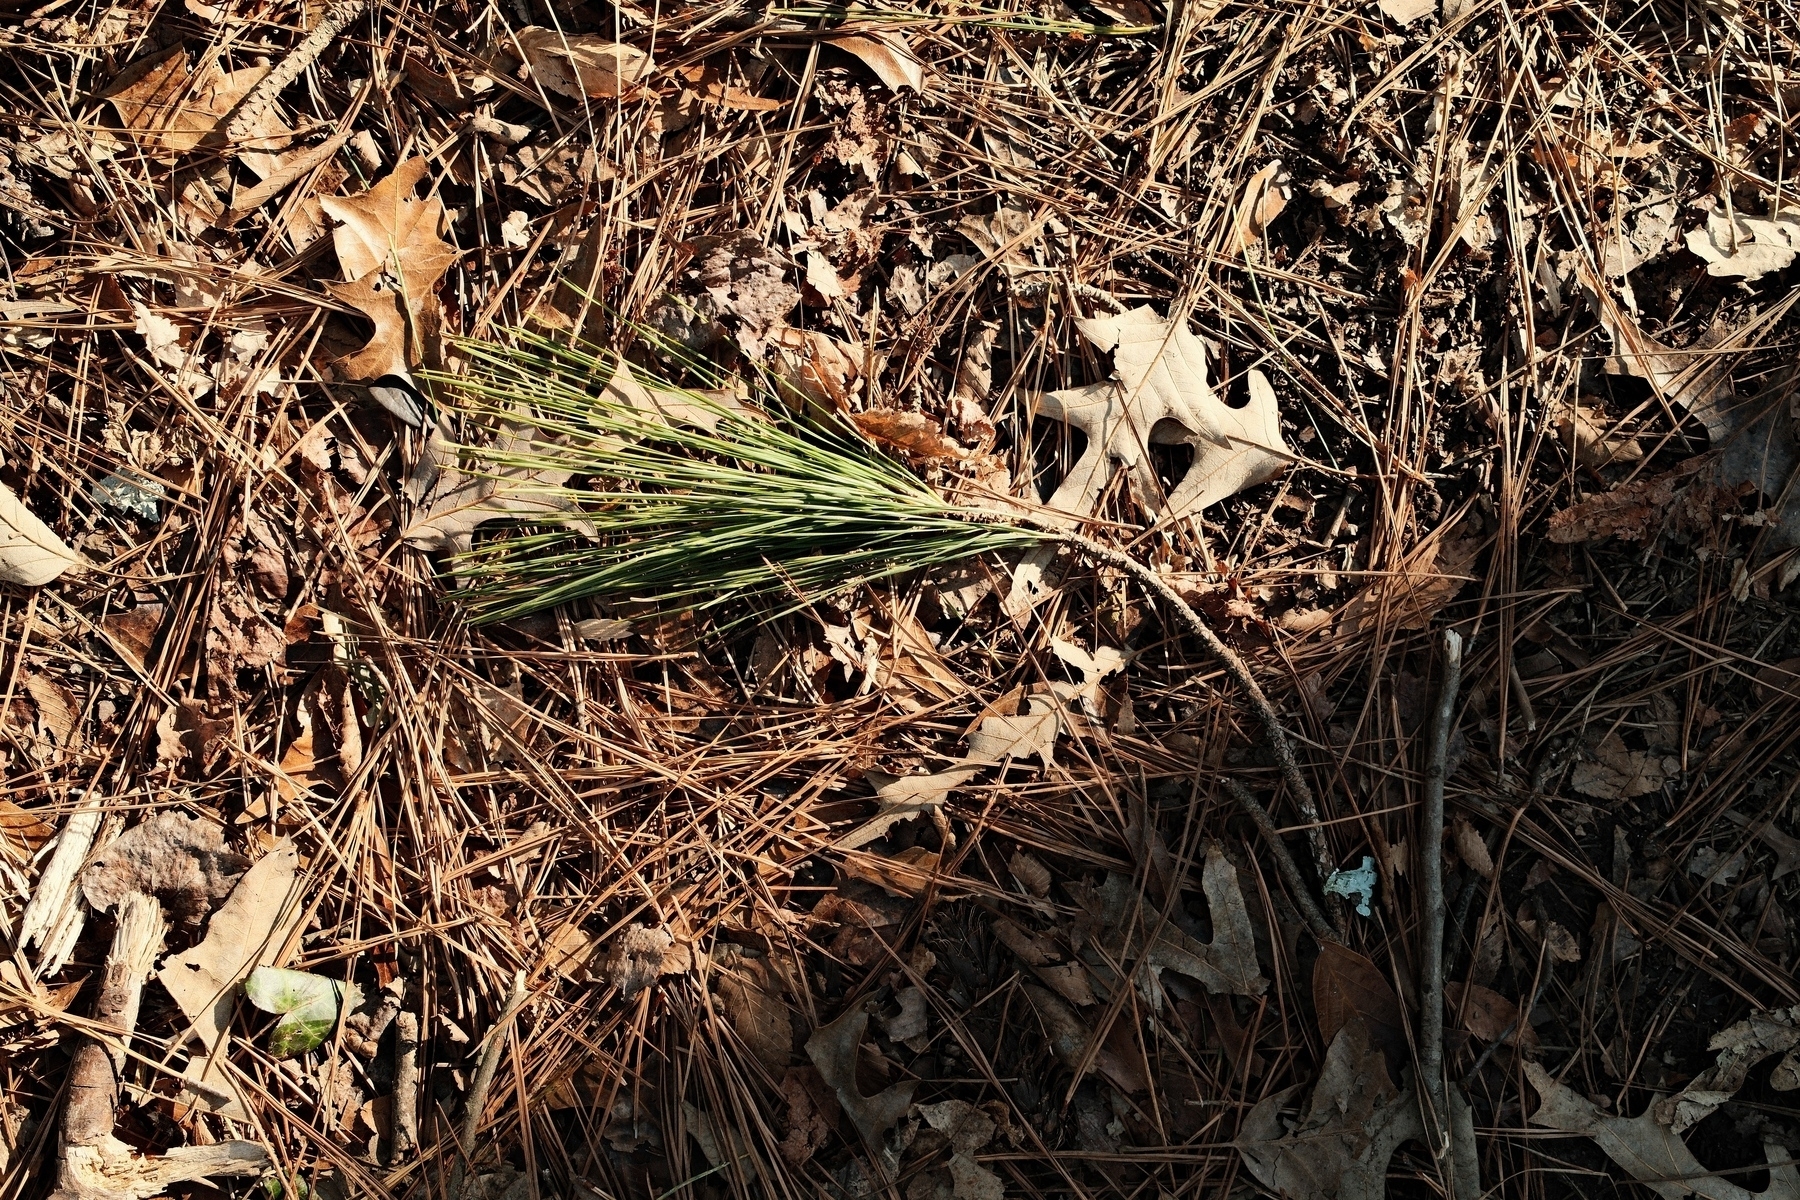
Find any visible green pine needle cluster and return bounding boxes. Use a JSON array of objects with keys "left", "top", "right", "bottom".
[{"left": 432, "top": 332, "right": 1046, "bottom": 624}]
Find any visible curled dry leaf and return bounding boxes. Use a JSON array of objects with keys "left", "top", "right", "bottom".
[
  {"left": 769, "top": 326, "right": 861, "bottom": 412},
  {"left": 1008, "top": 849, "right": 1052, "bottom": 897},
  {"left": 805, "top": 1007, "right": 916, "bottom": 1158},
  {"left": 158, "top": 841, "right": 304, "bottom": 1054},
  {"left": 1452, "top": 818, "right": 1494, "bottom": 878},
  {"left": 852, "top": 409, "right": 968, "bottom": 461},
  {"left": 0, "top": 800, "right": 54, "bottom": 856},
  {"left": 1237, "top": 1019, "right": 1424, "bottom": 1200},
  {"left": 0, "top": 482, "right": 84, "bottom": 586},
  {"left": 1226, "top": 160, "right": 1291, "bottom": 255},
  {"left": 827, "top": 33, "right": 925, "bottom": 93},
  {"left": 24, "top": 675, "right": 80, "bottom": 748},
  {"left": 1685, "top": 210, "right": 1800, "bottom": 281},
  {"left": 1527, "top": 1061, "right": 1800, "bottom": 1200},
  {"left": 1034, "top": 306, "right": 1290, "bottom": 527},
  {"left": 515, "top": 27, "right": 652, "bottom": 100}
]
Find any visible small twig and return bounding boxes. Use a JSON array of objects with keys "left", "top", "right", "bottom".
[
  {"left": 1050, "top": 529, "right": 1336, "bottom": 883},
  {"left": 1222, "top": 777, "right": 1340, "bottom": 944},
  {"left": 1420, "top": 629, "right": 1463, "bottom": 1193},
  {"left": 448, "top": 974, "right": 530, "bottom": 1200},
  {"left": 391, "top": 1012, "right": 420, "bottom": 1161},
  {"left": 222, "top": 0, "right": 369, "bottom": 148}
]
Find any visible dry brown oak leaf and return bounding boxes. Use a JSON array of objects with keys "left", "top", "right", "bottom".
[
  {"left": 1035, "top": 306, "right": 1291, "bottom": 526},
  {"left": 1528, "top": 1061, "right": 1800, "bottom": 1200},
  {"left": 320, "top": 158, "right": 459, "bottom": 379},
  {"left": 1236, "top": 1018, "right": 1425, "bottom": 1200},
  {"left": 99, "top": 47, "right": 266, "bottom": 156}
]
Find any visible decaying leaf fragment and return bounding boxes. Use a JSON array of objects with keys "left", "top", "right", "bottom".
[
  {"left": 1342, "top": 516, "right": 1481, "bottom": 633},
  {"left": 805, "top": 1008, "right": 917, "bottom": 1159},
  {"left": 1035, "top": 306, "right": 1290, "bottom": 525},
  {"left": 1527, "top": 1061, "right": 1800, "bottom": 1200},
  {"left": 910, "top": 1100, "right": 1006, "bottom": 1200},
  {"left": 1071, "top": 841, "right": 1266, "bottom": 1007},
  {"left": 83, "top": 813, "right": 246, "bottom": 924},
  {"left": 837, "top": 767, "right": 981, "bottom": 851},
  {"left": 100, "top": 47, "right": 267, "bottom": 155},
  {"left": 1570, "top": 732, "right": 1675, "bottom": 801},
  {"left": 597, "top": 922, "right": 690, "bottom": 999},
  {"left": 1650, "top": 1006, "right": 1800, "bottom": 1134},
  {"left": 1237, "top": 1018, "right": 1424, "bottom": 1200},
  {"left": 965, "top": 694, "right": 1060, "bottom": 766}
]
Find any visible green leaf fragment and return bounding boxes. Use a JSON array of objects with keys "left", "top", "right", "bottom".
[{"left": 244, "top": 966, "right": 358, "bottom": 1056}]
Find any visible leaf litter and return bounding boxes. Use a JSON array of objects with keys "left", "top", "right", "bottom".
[{"left": 9, "top": 0, "right": 1800, "bottom": 1197}]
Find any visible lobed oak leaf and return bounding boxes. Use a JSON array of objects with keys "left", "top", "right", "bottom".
[{"left": 1035, "top": 306, "right": 1290, "bottom": 527}]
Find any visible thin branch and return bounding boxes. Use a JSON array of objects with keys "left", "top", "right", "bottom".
[
  {"left": 447, "top": 974, "right": 530, "bottom": 1200},
  {"left": 1222, "top": 776, "right": 1340, "bottom": 943},
  {"left": 1048, "top": 528, "right": 1337, "bottom": 884},
  {"left": 1420, "top": 628, "right": 1463, "bottom": 1191}
]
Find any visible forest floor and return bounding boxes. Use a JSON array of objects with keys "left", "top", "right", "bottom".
[{"left": 1, "top": 0, "right": 1799, "bottom": 1198}]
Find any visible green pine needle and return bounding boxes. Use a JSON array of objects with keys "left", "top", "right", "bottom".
[{"left": 428, "top": 332, "right": 1046, "bottom": 624}]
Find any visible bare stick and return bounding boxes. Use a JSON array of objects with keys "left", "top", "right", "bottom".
[
  {"left": 56, "top": 891, "right": 268, "bottom": 1200},
  {"left": 1222, "top": 778, "right": 1340, "bottom": 943},
  {"left": 448, "top": 974, "right": 529, "bottom": 1199},
  {"left": 1419, "top": 629, "right": 1462, "bottom": 1192},
  {"left": 392, "top": 1012, "right": 420, "bottom": 1160},
  {"left": 1050, "top": 530, "right": 1336, "bottom": 882}
]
